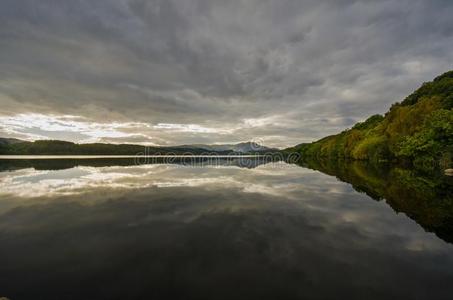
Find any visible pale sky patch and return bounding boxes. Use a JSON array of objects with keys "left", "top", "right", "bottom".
[
  {"left": 153, "top": 123, "right": 234, "bottom": 134},
  {"left": 0, "top": 113, "right": 151, "bottom": 144}
]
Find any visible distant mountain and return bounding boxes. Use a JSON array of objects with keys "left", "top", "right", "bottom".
[
  {"left": 285, "top": 70, "right": 453, "bottom": 170},
  {"left": 0, "top": 139, "right": 277, "bottom": 155},
  {"left": 174, "top": 142, "right": 277, "bottom": 153},
  {"left": 0, "top": 138, "right": 26, "bottom": 146}
]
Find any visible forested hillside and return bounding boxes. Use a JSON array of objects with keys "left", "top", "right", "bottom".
[
  {"left": 0, "top": 140, "right": 227, "bottom": 155},
  {"left": 0, "top": 139, "right": 271, "bottom": 155},
  {"left": 287, "top": 71, "right": 453, "bottom": 169}
]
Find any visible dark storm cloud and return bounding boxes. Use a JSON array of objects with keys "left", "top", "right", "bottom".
[{"left": 0, "top": 0, "right": 452, "bottom": 147}]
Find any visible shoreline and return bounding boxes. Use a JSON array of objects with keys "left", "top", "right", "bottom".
[{"left": 0, "top": 155, "right": 269, "bottom": 160}]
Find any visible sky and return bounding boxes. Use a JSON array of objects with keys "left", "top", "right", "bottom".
[{"left": 0, "top": 0, "right": 452, "bottom": 148}]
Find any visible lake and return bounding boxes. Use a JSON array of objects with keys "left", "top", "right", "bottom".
[{"left": 0, "top": 157, "right": 452, "bottom": 300}]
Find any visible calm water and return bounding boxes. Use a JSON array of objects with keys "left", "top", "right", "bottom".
[{"left": 0, "top": 158, "right": 452, "bottom": 300}]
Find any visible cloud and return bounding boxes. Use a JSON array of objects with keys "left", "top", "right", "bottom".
[
  {"left": 0, "top": 0, "right": 452, "bottom": 147},
  {"left": 0, "top": 114, "right": 153, "bottom": 144}
]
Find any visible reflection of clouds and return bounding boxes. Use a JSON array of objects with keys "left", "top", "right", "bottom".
[
  {"left": 0, "top": 163, "right": 312, "bottom": 199},
  {"left": 154, "top": 176, "right": 236, "bottom": 188},
  {"left": 0, "top": 159, "right": 452, "bottom": 297},
  {"left": 0, "top": 167, "right": 139, "bottom": 197},
  {"left": 0, "top": 162, "right": 452, "bottom": 257}
]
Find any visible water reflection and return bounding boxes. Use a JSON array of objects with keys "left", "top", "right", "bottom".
[
  {"left": 0, "top": 156, "right": 281, "bottom": 172},
  {"left": 0, "top": 158, "right": 452, "bottom": 299},
  {"left": 0, "top": 158, "right": 286, "bottom": 199},
  {"left": 298, "top": 159, "right": 453, "bottom": 244}
]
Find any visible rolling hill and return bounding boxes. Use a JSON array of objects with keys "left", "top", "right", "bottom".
[
  {"left": 285, "top": 70, "right": 453, "bottom": 170},
  {"left": 173, "top": 142, "right": 276, "bottom": 153},
  {"left": 0, "top": 139, "right": 275, "bottom": 155}
]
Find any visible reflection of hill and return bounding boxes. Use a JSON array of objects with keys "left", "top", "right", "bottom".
[
  {"left": 0, "top": 156, "right": 281, "bottom": 172},
  {"left": 299, "top": 158, "right": 453, "bottom": 244}
]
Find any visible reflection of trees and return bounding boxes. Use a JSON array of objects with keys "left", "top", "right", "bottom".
[{"left": 299, "top": 158, "right": 453, "bottom": 244}]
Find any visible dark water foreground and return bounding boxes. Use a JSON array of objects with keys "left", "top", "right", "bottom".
[{"left": 0, "top": 157, "right": 452, "bottom": 300}]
